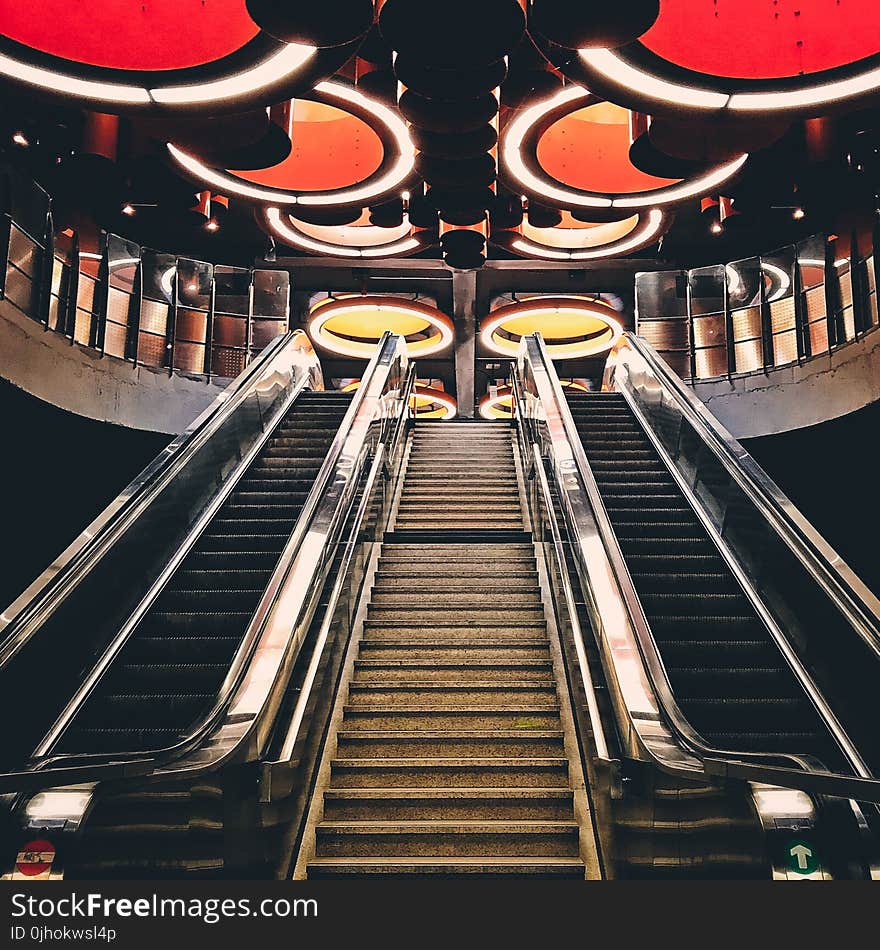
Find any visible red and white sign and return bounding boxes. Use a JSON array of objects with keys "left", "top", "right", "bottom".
[{"left": 15, "top": 839, "right": 56, "bottom": 878}]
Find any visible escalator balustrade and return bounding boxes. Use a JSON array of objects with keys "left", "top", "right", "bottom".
[
  {"left": 55, "top": 391, "right": 353, "bottom": 756},
  {"left": 567, "top": 391, "right": 844, "bottom": 770}
]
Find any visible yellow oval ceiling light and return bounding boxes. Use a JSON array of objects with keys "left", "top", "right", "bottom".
[
  {"left": 308, "top": 295, "right": 454, "bottom": 359},
  {"left": 342, "top": 378, "right": 457, "bottom": 419},
  {"left": 480, "top": 296, "right": 623, "bottom": 360},
  {"left": 411, "top": 384, "right": 457, "bottom": 420},
  {"left": 479, "top": 385, "right": 515, "bottom": 420},
  {"left": 480, "top": 378, "right": 589, "bottom": 419}
]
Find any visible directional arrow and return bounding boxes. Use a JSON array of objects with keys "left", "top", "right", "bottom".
[{"left": 790, "top": 844, "right": 812, "bottom": 871}]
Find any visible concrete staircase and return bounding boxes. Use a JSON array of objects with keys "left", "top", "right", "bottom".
[{"left": 300, "top": 422, "right": 594, "bottom": 878}]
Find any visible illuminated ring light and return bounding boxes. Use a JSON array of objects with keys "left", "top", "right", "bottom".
[
  {"left": 264, "top": 207, "right": 433, "bottom": 259},
  {"left": 570, "top": 30, "right": 880, "bottom": 117},
  {"left": 309, "top": 296, "right": 454, "bottom": 359},
  {"left": 344, "top": 379, "right": 457, "bottom": 419},
  {"left": 480, "top": 379, "right": 588, "bottom": 419},
  {"left": 495, "top": 208, "right": 668, "bottom": 261},
  {"left": 481, "top": 296, "right": 623, "bottom": 360},
  {"left": 168, "top": 81, "right": 415, "bottom": 207},
  {"left": 0, "top": 2, "right": 359, "bottom": 112},
  {"left": 501, "top": 84, "right": 748, "bottom": 210}
]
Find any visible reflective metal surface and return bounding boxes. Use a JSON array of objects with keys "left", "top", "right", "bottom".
[{"left": 516, "top": 331, "right": 880, "bottom": 803}]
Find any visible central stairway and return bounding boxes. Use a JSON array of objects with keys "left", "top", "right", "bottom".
[{"left": 299, "top": 421, "right": 597, "bottom": 878}]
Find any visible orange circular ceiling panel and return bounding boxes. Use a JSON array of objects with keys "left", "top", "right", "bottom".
[
  {"left": 536, "top": 102, "right": 678, "bottom": 194},
  {"left": 0, "top": 0, "right": 259, "bottom": 71},
  {"left": 233, "top": 100, "right": 384, "bottom": 192},
  {"left": 640, "top": 0, "right": 880, "bottom": 81}
]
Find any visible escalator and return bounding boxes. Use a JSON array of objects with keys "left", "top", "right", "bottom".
[
  {"left": 513, "top": 330, "right": 880, "bottom": 879},
  {"left": 0, "top": 331, "right": 413, "bottom": 879},
  {"left": 566, "top": 391, "right": 844, "bottom": 770},
  {"left": 54, "top": 391, "right": 352, "bottom": 757}
]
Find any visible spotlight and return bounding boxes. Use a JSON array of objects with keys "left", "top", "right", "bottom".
[
  {"left": 205, "top": 218, "right": 220, "bottom": 232},
  {"left": 12, "top": 131, "right": 29, "bottom": 147},
  {"left": 121, "top": 202, "right": 136, "bottom": 217},
  {"left": 793, "top": 207, "right": 806, "bottom": 220},
  {"left": 710, "top": 221, "right": 723, "bottom": 234}
]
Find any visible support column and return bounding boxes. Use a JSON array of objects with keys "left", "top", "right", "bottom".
[{"left": 452, "top": 268, "right": 477, "bottom": 418}]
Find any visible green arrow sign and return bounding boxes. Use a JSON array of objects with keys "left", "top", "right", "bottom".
[{"left": 786, "top": 839, "right": 821, "bottom": 875}]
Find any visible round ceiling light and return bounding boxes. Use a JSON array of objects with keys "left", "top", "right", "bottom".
[
  {"left": 342, "top": 379, "right": 457, "bottom": 419},
  {"left": 495, "top": 208, "right": 667, "bottom": 261},
  {"left": 501, "top": 85, "right": 748, "bottom": 209},
  {"left": 167, "top": 81, "right": 415, "bottom": 207},
  {"left": 570, "top": 1, "right": 880, "bottom": 117},
  {"left": 0, "top": 0, "right": 358, "bottom": 111},
  {"left": 309, "top": 296, "right": 454, "bottom": 359},
  {"left": 480, "top": 378, "right": 588, "bottom": 419},
  {"left": 264, "top": 207, "right": 433, "bottom": 259},
  {"left": 480, "top": 296, "right": 623, "bottom": 360}
]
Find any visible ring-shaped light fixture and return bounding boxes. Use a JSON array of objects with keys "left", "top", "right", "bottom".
[
  {"left": 309, "top": 295, "right": 454, "bottom": 359},
  {"left": 0, "top": 9, "right": 355, "bottom": 113},
  {"left": 264, "top": 207, "right": 433, "bottom": 259},
  {"left": 481, "top": 296, "right": 623, "bottom": 360},
  {"left": 342, "top": 379, "right": 457, "bottom": 418},
  {"left": 168, "top": 80, "right": 415, "bottom": 207},
  {"left": 501, "top": 84, "right": 748, "bottom": 210},
  {"left": 480, "top": 379, "right": 588, "bottom": 419},
  {"left": 576, "top": 45, "right": 880, "bottom": 118},
  {"left": 497, "top": 208, "right": 667, "bottom": 261}
]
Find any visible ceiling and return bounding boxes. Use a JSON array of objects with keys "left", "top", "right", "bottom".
[{"left": 0, "top": 0, "right": 878, "bottom": 275}]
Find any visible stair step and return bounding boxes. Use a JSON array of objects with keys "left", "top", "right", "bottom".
[
  {"left": 352, "top": 660, "right": 553, "bottom": 682},
  {"left": 341, "top": 706, "right": 562, "bottom": 730},
  {"left": 321, "top": 787, "right": 575, "bottom": 821},
  {"left": 329, "top": 757, "right": 570, "bottom": 788},
  {"left": 306, "top": 856, "right": 584, "bottom": 877},
  {"left": 346, "top": 682, "right": 557, "bottom": 704},
  {"left": 335, "top": 730, "right": 565, "bottom": 757},
  {"left": 313, "top": 820, "right": 580, "bottom": 858}
]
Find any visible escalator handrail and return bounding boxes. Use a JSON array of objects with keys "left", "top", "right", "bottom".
[
  {"left": 273, "top": 360, "right": 416, "bottom": 768},
  {"left": 0, "top": 330, "right": 320, "bottom": 668},
  {"left": 2, "top": 333, "right": 410, "bottom": 792},
  {"left": 605, "top": 331, "right": 880, "bottom": 662},
  {"left": 518, "top": 332, "right": 880, "bottom": 802},
  {"left": 509, "top": 371, "right": 614, "bottom": 769}
]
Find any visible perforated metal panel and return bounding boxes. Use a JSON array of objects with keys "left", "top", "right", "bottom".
[
  {"left": 804, "top": 285, "right": 826, "bottom": 322},
  {"left": 734, "top": 338, "right": 763, "bottom": 373},
  {"left": 137, "top": 331, "right": 166, "bottom": 367},
  {"left": 769, "top": 297, "right": 796, "bottom": 333},
  {"left": 103, "top": 320, "right": 127, "bottom": 358},
  {"left": 692, "top": 313, "right": 726, "bottom": 348},
  {"left": 638, "top": 318, "right": 689, "bottom": 350},
  {"left": 8, "top": 225, "right": 38, "bottom": 277},
  {"left": 173, "top": 340, "right": 205, "bottom": 374},
  {"left": 213, "top": 313, "right": 247, "bottom": 347},
  {"left": 731, "top": 306, "right": 762, "bottom": 341},
  {"left": 211, "top": 345, "right": 247, "bottom": 379},
  {"left": 139, "top": 298, "right": 169, "bottom": 335},
  {"left": 694, "top": 347, "right": 728, "bottom": 379},
  {"left": 4, "top": 265, "right": 35, "bottom": 315},
  {"left": 772, "top": 329, "right": 798, "bottom": 366},
  {"left": 809, "top": 318, "right": 829, "bottom": 354}
]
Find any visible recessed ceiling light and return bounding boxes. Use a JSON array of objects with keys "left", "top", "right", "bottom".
[
  {"left": 793, "top": 207, "right": 806, "bottom": 220},
  {"left": 11, "top": 131, "right": 29, "bottom": 147},
  {"left": 121, "top": 202, "right": 136, "bottom": 216},
  {"left": 205, "top": 218, "right": 220, "bottom": 232},
  {"left": 710, "top": 221, "right": 723, "bottom": 234}
]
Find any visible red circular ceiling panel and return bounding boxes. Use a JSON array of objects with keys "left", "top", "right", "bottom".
[
  {"left": 640, "top": 0, "right": 880, "bottom": 81},
  {"left": 0, "top": 0, "right": 259, "bottom": 71},
  {"left": 536, "top": 102, "right": 677, "bottom": 194},
  {"left": 233, "top": 100, "right": 384, "bottom": 191}
]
